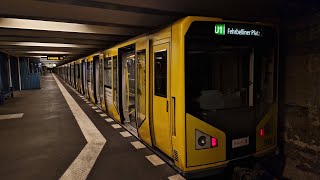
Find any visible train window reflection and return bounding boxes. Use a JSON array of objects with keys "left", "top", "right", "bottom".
[
  {"left": 186, "top": 48, "right": 250, "bottom": 113},
  {"left": 104, "top": 57, "right": 112, "bottom": 88},
  {"left": 137, "top": 50, "right": 146, "bottom": 126},
  {"left": 254, "top": 48, "right": 275, "bottom": 117}
]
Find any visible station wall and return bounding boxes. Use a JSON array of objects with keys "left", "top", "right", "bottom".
[
  {"left": 0, "top": 51, "right": 41, "bottom": 100},
  {"left": 10, "top": 56, "right": 20, "bottom": 91},
  {"left": 280, "top": 7, "right": 320, "bottom": 179},
  {"left": 0, "top": 52, "right": 10, "bottom": 94}
]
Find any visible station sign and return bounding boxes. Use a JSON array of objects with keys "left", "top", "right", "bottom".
[
  {"left": 47, "top": 56, "right": 64, "bottom": 60},
  {"left": 215, "top": 24, "right": 263, "bottom": 37}
]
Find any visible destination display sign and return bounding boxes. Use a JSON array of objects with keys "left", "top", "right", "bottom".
[
  {"left": 215, "top": 24, "right": 263, "bottom": 37},
  {"left": 185, "top": 21, "right": 275, "bottom": 47},
  {"left": 47, "top": 56, "right": 64, "bottom": 60}
]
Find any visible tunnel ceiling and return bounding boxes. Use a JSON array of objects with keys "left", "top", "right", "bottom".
[{"left": 0, "top": 0, "right": 287, "bottom": 65}]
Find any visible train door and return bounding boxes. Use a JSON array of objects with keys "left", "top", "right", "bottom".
[
  {"left": 135, "top": 41, "right": 152, "bottom": 146},
  {"left": 99, "top": 56, "right": 103, "bottom": 105},
  {"left": 93, "top": 56, "right": 99, "bottom": 104},
  {"left": 77, "top": 63, "right": 80, "bottom": 91},
  {"left": 113, "top": 56, "right": 119, "bottom": 112},
  {"left": 65, "top": 65, "right": 67, "bottom": 82},
  {"left": 152, "top": 42, "right": 172, "bottom": 157},
  {"left": 71, "top": 63, "right": 73, "bottom": 87},
  {"left": 104, "top": 57, "right": 112, "bottom": 108},
  {"left": 120, "top": 46, "right": 136, "bottom": 129},
  {"left": 74, "top": 62, "right": 77, "bottom": 88},
  {"left": 81, "top": 60, "right": 85, "bottom": 95},
  {"left": 75, "top": 63, "right": 78, "bottom": 89},
  {"left": 64, "top": 66, "right": 67, "bottom": 81},
  {"left": 87, "top": 61, "right": 91, "bottom": 99},
  {"left": 71, "top": 64, "right": 74, "bottom": 86},
  {"left": 69, "top": 64, "right": 71, "bottom": 85}
]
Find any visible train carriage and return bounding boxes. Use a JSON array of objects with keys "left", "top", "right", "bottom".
[{"left": 56, "top": 16, "right": 278, "bottom": 177}]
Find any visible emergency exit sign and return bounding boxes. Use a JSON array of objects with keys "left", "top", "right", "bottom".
[{"left": 215, "top": 24, "right": 225, "bottom": 35}]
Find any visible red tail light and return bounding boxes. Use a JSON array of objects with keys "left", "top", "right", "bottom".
[
  {"left": 260, "top": 128, "right": 265, "bottom": 137},
  {"left": 211, "top": 137, "right": 218, "bottom": 147}
]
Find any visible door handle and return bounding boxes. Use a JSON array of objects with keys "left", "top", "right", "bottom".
[
  {"left": 172, "top": 96, "right": 176, "bottom": 136},
  {"left": 166, "top": 100, "right": 168, "bottom": 112}
]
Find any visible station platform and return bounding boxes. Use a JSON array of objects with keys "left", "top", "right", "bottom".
[{"left": 0, "top": 73, "right": 183, "bottom": 180}]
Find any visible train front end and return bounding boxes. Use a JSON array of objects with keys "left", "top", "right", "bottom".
[{"left": 175, "top": 17, "right": 278, "bottom": 176}]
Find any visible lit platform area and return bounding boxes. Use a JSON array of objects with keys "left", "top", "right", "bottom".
[{"left": 0, "top": 74, "right": 180, "bottom": 180}]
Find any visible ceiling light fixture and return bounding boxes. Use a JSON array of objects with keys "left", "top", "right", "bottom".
[
  {"left": 0, "top": 42, "right": 95, "bottom": 48},
  {"left": 26, "top": 51, "right": 71, "bottom": 54}
]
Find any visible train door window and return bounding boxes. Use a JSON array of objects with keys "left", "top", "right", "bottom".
[
  {"left": 154, "top": 50, "right": 167, "bottom": 97},
  {"left": 71, "top": 64, "right": 74, "bottom": 85},
  {"left": 104, "top": 57, "right": 112, "bottom": 88},
  {"left": 104, "top": 57, "right": 112, "bottom": 106},
  {"left": 87, "top": 63, "right": 91, "bottom": 82},
  {"left": 69, "top": 65, "right": 72, "bottom": 83},
  {"left": 99, "top": 58, "right": 103, "bottom": 103},
  {"left": 136, "top": 50, "right": 146, "bottom": 126},
  {"left": 113, "top": 56, "right": 118, "bottom": 109},
  {"left": 74, "top": 64, "right": 76, "bottom": 85},
  {"left": 75, "top": 64, "right": 78, "bottom": 79},
  {"left": 82, "top": 61, "right": 86, "bottom": 94},
  {"left": 77, "top": 64, "right": 80, "bottom": 78}
]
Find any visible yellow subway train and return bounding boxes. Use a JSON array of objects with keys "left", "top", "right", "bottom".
[{"left": 56, "top": 16, "right": 279, "bottom": 178}]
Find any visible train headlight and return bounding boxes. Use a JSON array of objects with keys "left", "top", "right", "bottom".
[
  {"left": 195, "top": 129, "right": 218, "bottom": 150},
  {"left": 198, "top": 136, "right": 207, "bottom": 146}
]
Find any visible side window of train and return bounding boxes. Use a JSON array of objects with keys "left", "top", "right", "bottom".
[
  {"left": 154, "top": 50, "right": 167, "bottom": 97},
  {"left": 104, "top": 57, "right": 112, "bottom": 88}
]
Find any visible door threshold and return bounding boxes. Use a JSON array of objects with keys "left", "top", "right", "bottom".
[{"left": 122, "top": 123, "right": 138, "bottom": 137}]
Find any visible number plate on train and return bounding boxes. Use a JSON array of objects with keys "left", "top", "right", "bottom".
[{"left": 232, "top": 137, "right": 249, "bottom": 148}]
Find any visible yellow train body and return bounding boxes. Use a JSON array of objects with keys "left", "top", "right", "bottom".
[{"left": 56, "top": 16, "right": 278, "bottom": 176}]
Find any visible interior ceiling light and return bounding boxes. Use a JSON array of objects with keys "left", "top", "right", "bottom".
[{"left": 0, "top": 42, "right": 95, "bottom": 48}]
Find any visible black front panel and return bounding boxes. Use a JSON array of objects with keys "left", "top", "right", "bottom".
[{"left": 205, "top": 109, "right": 256, "bottom": 159}]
